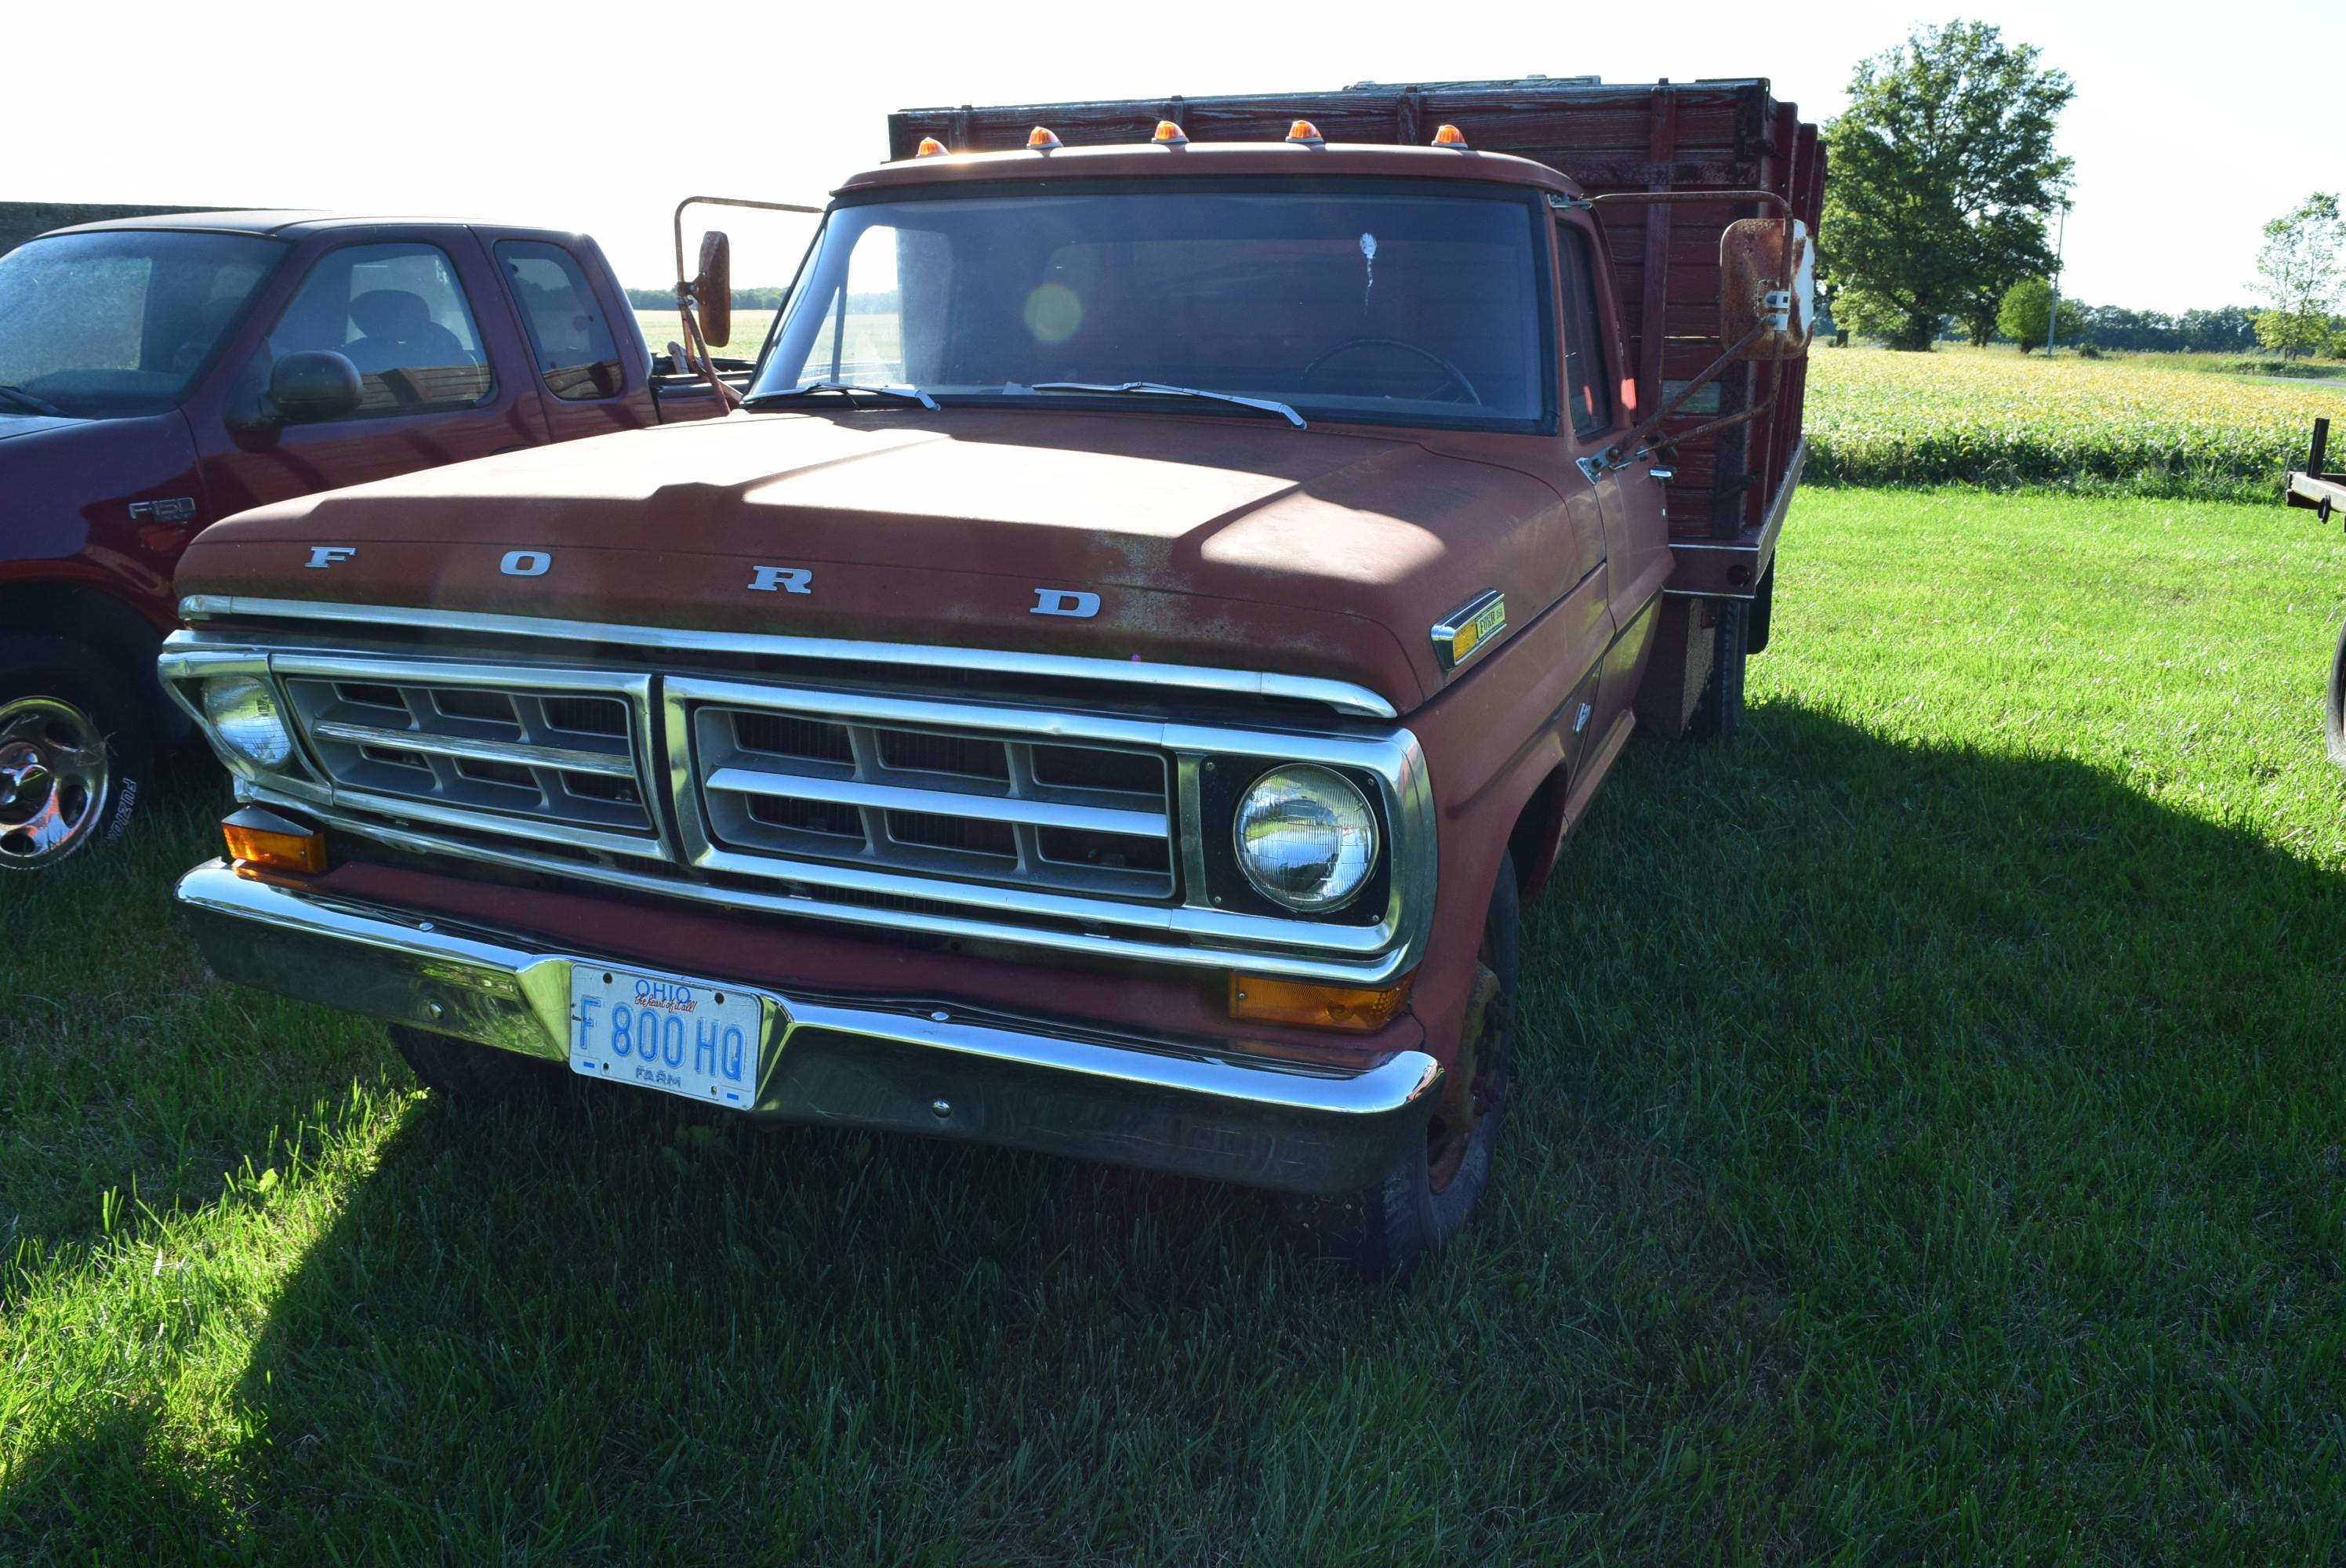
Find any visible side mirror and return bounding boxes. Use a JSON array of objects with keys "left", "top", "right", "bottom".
[
  {"left": 692, "top": 230, "right": 732, "bottom": 348},
  {"left": 1720, "top": 218, "right": 1814, "bottom": 361},
  {"left": 268, "top": 350, "right": 363, "bottom": 423}
]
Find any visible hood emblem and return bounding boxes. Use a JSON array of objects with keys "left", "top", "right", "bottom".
[
  {"left": 747, "top": 565, "right": 813, "bottom": 594},
  {"left": 305, "top": 546, "right": 357, "bottom": 569},
  {"left": 500, "top": 550, "right": 552, "bottom": 577},
  {"left": 1432, "top": 590, "right": 1506, "bottom": 671},
  {"left": 1031, "top": 589, "right": 1101, "bottom": 619}
]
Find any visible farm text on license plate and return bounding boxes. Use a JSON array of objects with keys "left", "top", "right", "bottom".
[{"left": 570, "top": 965, "right": 762, "bottom": 1109}]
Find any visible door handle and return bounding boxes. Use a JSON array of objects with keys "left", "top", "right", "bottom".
[{"left": 1648, "top": 466, "right": 1676, "bottom": 483}]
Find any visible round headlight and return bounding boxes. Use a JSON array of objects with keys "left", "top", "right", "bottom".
[
  {"left": 202, "top": 676, "right": 293, "bottom": 768},
  {"left": 1233, "top": 764, "right": 1378, "bottom": 913}
]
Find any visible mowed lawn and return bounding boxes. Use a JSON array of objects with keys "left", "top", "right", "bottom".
[{"left": 7, "top": 486, "right": 2346, "bottom": 1562}]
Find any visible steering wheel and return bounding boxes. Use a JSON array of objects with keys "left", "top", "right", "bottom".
[{"left": 1300, "top": 337, "right": 1484, "bottom": 406}]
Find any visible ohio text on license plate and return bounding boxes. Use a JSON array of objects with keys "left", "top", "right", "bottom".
[{"left": 569, "top": 965, "right": 762, "bottom": 1108}]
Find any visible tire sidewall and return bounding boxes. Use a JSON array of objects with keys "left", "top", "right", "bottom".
[
  {"left": 0, "top": 635, "right": 154, "bottom": 868},
  {"left": 1380, "top": 851, "right": 1523, "bottom": 1272},
  {"left": 2326, "top": 618, "right": 2346, "bottom": 773}
]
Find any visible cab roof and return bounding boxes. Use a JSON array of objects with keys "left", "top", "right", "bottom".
[
  {"left": 37, "top": 211, "right": 578, "bottom": 241},
  {"left": 835, "top": 141, "right": 1582, "bottom": 200}
]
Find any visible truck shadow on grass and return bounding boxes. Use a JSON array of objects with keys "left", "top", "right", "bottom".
[{"left": 13, "top": 700, "right": 2346, "bottom": 1559}]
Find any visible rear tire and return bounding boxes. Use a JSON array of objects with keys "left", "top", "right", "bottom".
[
  {"left": 0, "top": 633, "right": 153, "bottom": 871},
  {"left": 1277, "top": 852, "right": 1520, "bottom": 1283},
  {"left": 388, "top": 1023, "right": 563, "bottom": 1102},
  {"left": 2326, "top": 618, "right": 2346, "bottom": 773}
]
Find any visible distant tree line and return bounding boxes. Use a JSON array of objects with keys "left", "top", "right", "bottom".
[
  {"left": 2068, "top": 304, "right": 2261, "bottom": 354},
  {"left": 623, "top": 285, "right": 790, "bottom": 310}
]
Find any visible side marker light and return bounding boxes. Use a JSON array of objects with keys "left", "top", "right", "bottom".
[
  {"left": 1430, "top": 123, "right": 1469, "bottom": 147},
  {"left": 1153, "top": 120, "right": 1189, "bottom": 144},
  {"left": 1027, "top": 126, "right": 1062, "bottom": 150},
  {"left": 223, "top": 805, "right": 327, "bottom": 877},
  {"left": 1284, "top": 120, "right": 1324, "bottom": 146},
  {"left": 915, "top": 136, "right": 949, "bottom": 157}
]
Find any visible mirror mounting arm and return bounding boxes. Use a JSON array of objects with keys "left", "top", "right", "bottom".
[{"left": 669, "top": 194, "right": 823, "bottom": 412}]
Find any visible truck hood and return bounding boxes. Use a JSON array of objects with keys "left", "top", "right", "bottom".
[{"left": 176, "top": 408, "right": 1591, "bottom": 710}]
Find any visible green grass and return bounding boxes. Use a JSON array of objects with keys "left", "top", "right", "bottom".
[
  {"left": 1806, "top": 345, "right": 2345, "bottom": 499},
  {"left": 9, "top": 488, "right": 2346, "bottom": 1561}
]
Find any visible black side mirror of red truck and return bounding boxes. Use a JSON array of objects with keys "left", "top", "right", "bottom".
[
  {"left": 688, "top": 230, "right": 732, "bottom": 349},
  {"left": 267, "top": 350, "right": 364, "bottom": 425}
]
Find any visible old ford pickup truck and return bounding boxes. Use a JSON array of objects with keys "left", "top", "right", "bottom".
[{"left": 160, "top": 78, "right": 1822, "bottom": 1278}]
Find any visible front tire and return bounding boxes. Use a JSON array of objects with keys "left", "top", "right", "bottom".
[
  {"left": 388, "top": 1024, "right": 563, "bottom": 1102},
  {"left": 0, "top": 633, "right": 154, "bottom": 871},
  {"left": 1277, "top": 851, "right": 1520, "bottom": 1283}
]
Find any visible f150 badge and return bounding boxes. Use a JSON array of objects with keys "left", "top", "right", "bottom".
[{"left": 128, "top": 497, "right": 197, "bottom": 524}]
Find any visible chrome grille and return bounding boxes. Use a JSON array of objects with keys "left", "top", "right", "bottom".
[
  {"left": 687, "top": 692, "right": 1175, "bottom": 900},
  {"left": 278, "top": 662, "right": 656, "bottom": 845}
]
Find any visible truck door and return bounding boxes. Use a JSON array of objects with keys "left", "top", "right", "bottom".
[
  {"left": 1557, "top": 219, "right": 1671, "bottom": 732},
  {"left": 192, "top": 233, "right": 547, "bottom": 517},
  {"left": 488, "top": 234, "right": 659, "bottom": 443}
]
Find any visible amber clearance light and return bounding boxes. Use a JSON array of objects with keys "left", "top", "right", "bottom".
[
  {"left": 1230, "top": 973, "right": 1411, "bottom": 1031},
  {"left": 223, "top": 805, "right": 327, "bottom": 876}
]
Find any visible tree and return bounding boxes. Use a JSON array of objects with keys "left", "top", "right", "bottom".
[
  {"left": 2250, "top": 193, "right": 2345, "bottom": 358},
  {"left": 1821, "top": 20, "right": 2075, "bottom": 350},
  {"left": 1996, "top": 277, "right": 2085, "bottom": 352}
]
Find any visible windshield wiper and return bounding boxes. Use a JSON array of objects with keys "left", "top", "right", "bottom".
[
  {"left": 1027, "top": 381, "right": 1306, "bottom": 429},
  {"left": 0, "top": 383, "right": 67, "bottom": 417},
  {"left": 746, "top": 380, "right": 939, "bottom": 412}
]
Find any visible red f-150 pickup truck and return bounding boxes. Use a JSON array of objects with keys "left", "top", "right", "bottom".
[
  {"left": 159, "top": 78, "right": 1822, "bottom": 1278},
  {"left": 0, "top": 212, "right": 727, "bottom": 868}
]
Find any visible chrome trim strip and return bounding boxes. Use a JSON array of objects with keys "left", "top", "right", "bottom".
[
  {"left": 177, "top": 862, "right": 1440, "bottom": 1192},
  {"left": 176, "top": 596, "right": 1401, "bottom": 719},
  {"left": 232, "top": 785, "right": 1419, "bottom": 983},
  {"left": 704, "top": 766, "right": 1168, "bottom": 838},
  {"left": 310, "top": 720, "right": 639, "bottom": 778}
]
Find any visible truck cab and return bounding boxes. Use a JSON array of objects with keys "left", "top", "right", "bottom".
[
  {"left": 0, "top": 212, "right": 721, "bottom": 868},
  {"left": 161, "top": 82, "right": 1820, "bottom": 1279}
]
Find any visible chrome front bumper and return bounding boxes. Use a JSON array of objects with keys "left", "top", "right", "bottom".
[{"left": 176, "top": 862, "right": 1441, "bottom": 1194}]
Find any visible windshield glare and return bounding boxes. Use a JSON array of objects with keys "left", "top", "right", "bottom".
[
  {"left": 0, "top": 230, "right": 284, "bottom": 419},
  {"left": 754, "top": 186, "right": 1552, "bottom": 430}
]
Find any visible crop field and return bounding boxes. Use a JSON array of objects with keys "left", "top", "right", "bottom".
[
  {"left": 8, "top": 481, "right": 2346, "bottom": 1560},
  {"left": 1805, "top": 345, "right": 2346, "bottom": 499}
]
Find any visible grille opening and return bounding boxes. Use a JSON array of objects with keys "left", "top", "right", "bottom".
[
  {"left": 878, "top": 730, "right": 1009, "bottom": 781},
  {"left": 887, "top": 811, "right": 1015, "bottom": 859},
  {"left": 733, "top": 712, "right": 854, "bottom": 764},
  {"left": 431, "top": 688, "right": 520, "bottom": 727},
  {"left": 1031, "top": 744, "right": 1164, "bottom": 797},
  {"left": 1037, "top": 826, "right": 1173, "bottom": 874},
  {"left": 747, "top": 795, "right": 866, "bottom": 839},
  {"left": 564, "top": 773, "right": 642, "bottom": 806},
  {"left": 360, "top": 744, "right": 432, "bottom": 772},
  {"left": 336, "top": 682, "right": 409, "bottom": 713},
  {"left": 541, "top": 696, "right": 629, "bottom": 736},
  {"left": 453, "top": 758, "right": 538, "bottom": 792}
]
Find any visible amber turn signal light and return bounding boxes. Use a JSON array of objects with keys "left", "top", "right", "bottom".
[
  {"left": 915, "top": 136, "right": 949, "bottom": 157},
  {"left": 223, "top": 805, "right": 327, "bottom": 876},
  {"left": 1153, "top": 119, "right": 1189, "bottom": 144},
  {"left": 1229, "top": 973, "right": 1411, "bottom": 1031},
  {"left": 1430, "top": 123, "right": 1469, "bottom": 147},
  {"left": 1284, "top": 119, "right": 1324, "bottom": 145},
  {"left": 1027, "top": 125, "right": 1062, "bottom": 150}
]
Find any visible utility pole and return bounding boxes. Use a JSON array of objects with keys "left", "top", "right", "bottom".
[{"left": 2044, "top": 202, "right": 2070, "bottom": 357}]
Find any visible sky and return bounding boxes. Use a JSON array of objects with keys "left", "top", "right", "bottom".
[{"left": 13, "top": 0, "right": 2342, "bottom": 313}]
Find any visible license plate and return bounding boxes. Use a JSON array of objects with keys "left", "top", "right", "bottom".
[{"left": 568, "top": 964, "right": 764, "bottom": 1109}]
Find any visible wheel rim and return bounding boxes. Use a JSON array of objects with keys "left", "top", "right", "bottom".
[
  {"left": 1426, "top": 955, "right": 1507, "bottom": 1196},
  {"left": 0, "top": 697, "right": 110, "bottom": 868}
]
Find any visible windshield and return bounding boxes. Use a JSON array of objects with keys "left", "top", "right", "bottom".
[
  {"left": 0, "top": 230, "right": 285, "bottom": 419},
  {"left": 752, "top": 183, "right": 1553, "bottom": 431}
]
